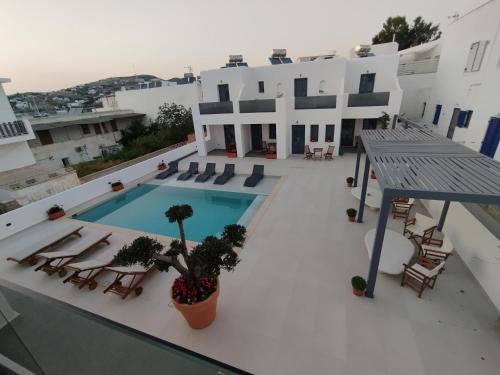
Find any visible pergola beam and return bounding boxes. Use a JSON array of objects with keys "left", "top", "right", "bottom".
[
  {"left": 353, "top": 138, "right": 362, "bottom": 187},
  {"left": 437, "top": 201, "right": 450, "bottom": 232},
  {"left": 357, "top": 155, "right": 370, "bottom": 223}
]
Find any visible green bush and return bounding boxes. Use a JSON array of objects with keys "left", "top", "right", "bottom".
[{"left": 351, "top": 276, "right": 367, "bottom": 291}]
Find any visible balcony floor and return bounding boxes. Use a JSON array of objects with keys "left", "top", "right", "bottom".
[{"left": 1, "top": 154, "right": 500, "bottom": 375}]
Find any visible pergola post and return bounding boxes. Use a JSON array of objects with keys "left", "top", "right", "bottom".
[
  {"left": 365, "top": 191, "right": 393, "bottom": 298},
  {"left": 437, "top": 201, "right": 450, "bottom": 232},
  {"left": 357, "top": 155, "right": 370, "bottom": 223},
  {"left": 391, "top": 114, "right": 398, "bottom": 129},
  {"left": 353, "top": 138, "right": 362, "bottom": 187}
]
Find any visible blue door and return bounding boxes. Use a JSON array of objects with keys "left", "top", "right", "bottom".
[{"left": 480, "top": 117, "right": 500, "bottom": 158}]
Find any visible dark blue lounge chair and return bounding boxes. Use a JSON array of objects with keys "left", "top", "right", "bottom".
[
  {"left": 177, "top": 162, "right": 199, "bottom": 181},
  {"left": 213, "top": 164, "right": 235, "bottom": 185},
  {"left": 244, "top": 165, "right": 264, "bottom": 187},
  {"left": 155, "top": 161, "right": 178, "bottom": 179},
  {"left": 195, "top": 163, "right": 216, "bottom": 183}
]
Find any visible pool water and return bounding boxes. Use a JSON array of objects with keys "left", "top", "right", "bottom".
[{"left": 75, "top": 185, "right": 259, "bottom": 242}]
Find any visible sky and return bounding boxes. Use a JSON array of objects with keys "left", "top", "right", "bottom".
[{"left": 1, "top": 0, "right": 485, "bottom": 94}]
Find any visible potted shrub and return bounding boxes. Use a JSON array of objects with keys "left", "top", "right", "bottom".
[
  {"left": 154, "top": 204, "right": 246, "bottom": 329},
  {"left": 346, "top": 208, "right": 357, "bottom": 222},
  {"left": 47, "top": 205, "right": 65, "bottom": 220},
  {"left": 110, "top": 181, "right": 124, "bottom": 191},
  {"left": 346, "top": 177, "right": 354, "bottom": 187},
  {"left": 226, "top": 148, "right": 237, "bottom": 158},
  {"left": 351, "top": 276, "right": 367, "bottom": 296},
  {"left": 158, "top": 161, "right": 167, "bottom": 170},
  {"left": 265, "top": 150, "right": 277, "bottom": 159}
]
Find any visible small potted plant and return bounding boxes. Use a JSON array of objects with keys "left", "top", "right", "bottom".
[
  {"left": 47, "top": 204, "right": 65, "bottom": 220},
  {"left": 370, "top": 169, "right": 377, "bottom": 179},
  {"left": 351, "top": 276, "right": 367, "bottom": 296},
  {"left": 158, "top": 161, "right": 167, "bottom": 170},
  {"left": 226, "top": 148, "right": 237, "bottom": 158},
  {"left": 346, "top": 208, "right": 357, "bottom": 222},
  {"left": 346, "top": 177, "right": 354, "bottom": 187},
  {"left": 110, "top": 181, "right": 124, "bottom": 191},
  {"left": 154, "top": 204, "right": 246, "bottom": 329}
]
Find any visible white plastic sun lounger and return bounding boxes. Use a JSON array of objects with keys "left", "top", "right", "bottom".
[
  {"left": 6, "top": 224, "right": 84, "bottom": 265},
  {"left": 62, "top": 239, "right": 129, "bottom": 290},
  {"left": 34, "top": 230, "right": 112, "bottom": 277}
]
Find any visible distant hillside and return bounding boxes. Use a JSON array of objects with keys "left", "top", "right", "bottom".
[{"left": 8, "top": 74, "right": 165, "bottom": 114}]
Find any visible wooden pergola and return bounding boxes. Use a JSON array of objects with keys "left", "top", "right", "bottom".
[{"left": 353, "top": 128, "right": 500, "bottom": 297}]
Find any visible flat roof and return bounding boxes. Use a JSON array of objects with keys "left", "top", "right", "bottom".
[
  {"left": 29, "top": 110, "right": 144, "bottom": 130},
  {"left": 361, "top": 128, "right": 500, "bottom": 204}
]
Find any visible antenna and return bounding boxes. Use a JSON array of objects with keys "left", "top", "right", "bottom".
[{"left": 184, "top": 65, "right": 193, "bottom": 74}]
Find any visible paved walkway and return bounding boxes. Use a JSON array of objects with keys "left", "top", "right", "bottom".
[{"left": 1, "top": 154, "right": 499, "bottom": 375}]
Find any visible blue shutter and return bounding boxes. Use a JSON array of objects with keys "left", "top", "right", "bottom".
[
  {"left": 432, "top": 105, "right": 442, "bottom": 125},
  {"left": 457, "top": 111, "right": 468, "bottom": 128}
]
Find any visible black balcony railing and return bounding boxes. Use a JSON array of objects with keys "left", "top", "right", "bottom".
[
  {"left": 0, "top": 121, "right": 28, "bottom": 139},
  {"left": 239, "top": 99, "right": 276, "bottom": 113},
  {"left": 347, "top": 92, "right": 390, "bottom": 107},
  {"left": 294, "top": 95, "right": 337, "bottom": 110},
  {"left": 199, "top": 101, "right": 234, "bottom": 115}
]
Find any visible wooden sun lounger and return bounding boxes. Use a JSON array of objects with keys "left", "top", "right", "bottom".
[
  {"left": 34, "top": 231, "right": 112, "bottom": 277},
  {"left": 62, "top": 239, "right": 128, "bottom": 290},
  {"left": 103, "top": 265, "right": 156, "bottom": 299},
  {"left": 6, "top": 225, "right": 84, "bottom": 265}
]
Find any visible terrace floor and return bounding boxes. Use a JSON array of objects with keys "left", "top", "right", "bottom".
[{"left": 1, "top": 153, "right": 500, "bottom": 374}]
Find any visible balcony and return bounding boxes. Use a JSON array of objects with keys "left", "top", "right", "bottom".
[
  {"left": 347, "top": 92, "right": 390, "bottom": 107},
  {"left": 398, "top": 58, "right": 439, "bottom": 75},
  {"left": 239, "top": 99, "right": 276, "bottom": 113},
  {"left": 295, "top": 95, "right": 337, "bottom": 110},
  {"left": 0, "top": 121, "right": 29, "bottom": 139},
  {"left": 198, "top": 101, "right": 233, "bottom": 115}
]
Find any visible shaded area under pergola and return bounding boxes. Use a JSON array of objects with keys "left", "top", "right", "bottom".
[{"left": 353, "top": 128, "right": 500, "bottom": 298}]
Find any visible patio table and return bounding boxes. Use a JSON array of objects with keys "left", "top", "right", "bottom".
[{"left": 365, "top": 229, "right": 415, "bottom": 274}]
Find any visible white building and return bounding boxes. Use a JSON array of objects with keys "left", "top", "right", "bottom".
[
  {"left": 192, "top": 45, "right": 402, "bottom": 159},
  {"left": 399, "top": 0, "right": 500, "bottom": 161},
  {"left": 27, "top": 109, "right": 145, "bottom": 168}
]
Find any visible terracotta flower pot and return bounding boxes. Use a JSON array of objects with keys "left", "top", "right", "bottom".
[
  {"left": 48, "top": 210, "right": 65, "bottom": 221},
  {"left": 111, "top": 183, "right": 124, "bottom": 192},
  {"left": 370, "top": 170, "right": 377, "bottom": 179},
  {"left": 352, "top": 288, "right": 364, "bottom": 297},
  {"left": 172, "top": 282, "right": 220, "bottom": 329},
  {"left": 265, "top": 153, "right": 277, "bottom": 159},
  {"left": 227, "top": 151, "right": 237, "bottom": 158},
  {"left": 158, "top": 163, "right": 167, "bottom": 170},
  {"left": 347, "top": 182, "right": 353, "bottom": 187},
  {"left": 348, "top": 215, "right": 356, "bottom": 222}
]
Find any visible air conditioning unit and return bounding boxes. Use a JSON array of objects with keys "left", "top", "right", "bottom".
[{"left": 354, "top": 45, "right": 371, "bottom": 58}]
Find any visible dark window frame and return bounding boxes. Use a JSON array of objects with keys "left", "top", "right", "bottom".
[
  {"left": 310, "top": 124, "right": 319, "bottom": 142},
  {"left": 433, "top": 104, "right": 442, "bottom": 125},
  {"left": 81, "top": 124, "right": 91, "bottom": 134},
  {"left": 36, "top": 129, "right": 54, "bottom": 145},
  {"left": 325, "top": 124, "right": 334, "bottom": 142},
  {"left": 294, "top": 78, "right": 308, "bottom": 97},
  {"left": 268, "top": 124, "right": 276, "bottom": 139},
  {"left": 359, "top": 73, "right": 376, "bottom": 94},
  {"left": 218, "top": 84, "right": 230, "bottom": 102},
  {"left": 93, "top": 123, "right": 102, "bottom": 134},
  {"left": 258, "top": 81, "right": 265, "bottom": 93}
]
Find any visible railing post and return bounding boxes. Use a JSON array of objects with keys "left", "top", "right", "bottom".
[
  {"left": 437, "top": 201, "right": 450, "bottom": 232},
  {"left": 353, "top": 137, "right": 362, "bottom": 187}
]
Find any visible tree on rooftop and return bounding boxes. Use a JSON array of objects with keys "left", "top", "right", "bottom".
[{"left": 372, "top": 16, "right": 441, "bottom": 51}]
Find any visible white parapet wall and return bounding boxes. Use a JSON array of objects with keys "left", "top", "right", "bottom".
[
  {"left": 0, "top": 142, "right": 196, "bottom": 240},
  {"left": 423, "top": 199, "right": 500, "bottom": 311}
]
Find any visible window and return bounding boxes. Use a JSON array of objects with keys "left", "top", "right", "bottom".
[
  {"left": 458, "top": 110, "right": 474, "bottom": 128},
  {"left": 269, "top": 124, "right": 276, "bottom": 139},
  {"left": 218, "top": 84, "right": 230, "bottom": 102},
  {"left": 258, "top": 81, "right": 265, "bottom": 93},
  {"left": 465, "top": 41, "right": 489, "bottom": 72},
  {"left": 359, "top": 73, "right": 376, "bottom": 93},
  {"left": 432, "top": 104, "right": 442, "bottom": 125},
  {"left": 93, "top": 123, "right": 102, "bottom": 134},
  {"left": 36, "top": 130, "right": 54, "bottom": 145},
  {"left": 310, "top": 124, "right": 319, "bottom": 142},
  {"left": 110, "top": 120, "right": 118, "bottom": 132},
  {"left": 421, "top": 102, "right": 427, "bottom": 118},
  {"left": 203, "top": 125, "right": 207, "bottom": 137},
  {"left": 294, "top": 78, "right": 307, "bottom": 97},
  {"left": 101, "top": 123, "right": 109, "bottom": 133},
  {"left": 325, "top": 125, "right": 334, "bottom": 142},
  {"left": 465, "top": 110, "right": 473, "bottom": 128},
  {"left": 81, "top": 124, "right": 90, "bottom": 134}
]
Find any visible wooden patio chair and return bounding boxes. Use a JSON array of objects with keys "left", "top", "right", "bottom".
[
  {"left": 421, "top": 235, "right": 454, "bottom": 262},
  {"left": 401, "top": 256, "right": 446, "bottom": 298},
  {"left": 324, "top": 145, "right": 335, "bottom": 160},
  {"left": 403, "top": 213, "right": 437, "bottom": 241},
  {"left": 392, "top": 198, "right": 414, "bottom": 220},
  {"left": 304, "top": 145, "right": 313, "bottom": 159},
  {"left": 103, "top": 264, "right": 156, "bottom": 299}
]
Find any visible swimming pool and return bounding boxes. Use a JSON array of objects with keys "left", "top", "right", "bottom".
[{"left": 74, "top": 185, "right": 261, "bottom": 242}]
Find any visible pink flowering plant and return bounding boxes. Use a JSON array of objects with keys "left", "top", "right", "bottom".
[{"left": 155, "top": 204, "right": 246, "bottom": 305}]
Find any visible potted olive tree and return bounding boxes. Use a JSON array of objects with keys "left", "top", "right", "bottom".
[
  {"left": 47, "top": 204, "right": 65, "bottom": 220},
  {"left": 154, "top": 205, "right": 246, "bottom": 329},
  {"left": 351, "top": 276, "right": 367, "bottom": 296},
  {"left": 346, "top": 208, "right": 357, "bottom": 222}
]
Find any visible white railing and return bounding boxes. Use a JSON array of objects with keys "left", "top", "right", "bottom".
[
  {"left": 398, "top": 58, "right": 439, "bottom": 75},
  {"left": 0, "top": 142, "right": 197, "bottom": 240}
]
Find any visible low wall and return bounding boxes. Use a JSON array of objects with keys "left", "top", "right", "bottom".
[
  {"left": 423, "top": 200, "right": 500, "bottom": 311},
  {"left": 0, "top": 142, "right": 197, "bottom": 240}
]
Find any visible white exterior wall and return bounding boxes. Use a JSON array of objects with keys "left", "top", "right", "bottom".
[
  {"left": 0, "top": 142, "right": 196, "bottom": 240},
  {"left": 115, "top": 84, "right": 201, "bottom": 123},
  {"left": 398, "top": 73, "right": 435, "bottom": 120},
  {"left": 420, "top": 0, "right": 500, "bottom": 159}
]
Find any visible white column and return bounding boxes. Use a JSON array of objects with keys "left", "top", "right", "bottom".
[
  {"left": 234, "top": 123, "right": 244, "bottom": 158},
  {"left": 275, "top": 98, "right": 288, "bottom": 159},
  {"left": 191, "top": 104, "right": 207, "bottom": 156}
]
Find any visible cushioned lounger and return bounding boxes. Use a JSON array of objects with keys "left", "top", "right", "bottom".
[
  {"left": 177, "top": 162, "right": 199, "bottom": 181},
  {"left": 213, "top": 164, "right": 235, "bottom": 185},
  {"left": 34, "top": 230, "right": 112, "bottom": 276},
  {"left": 195, "top": 163, "right": 216, "bottom": 182},
  {"left": 6, "top": 224, "right": 84, "bottom": 265},
  {"left": 155, "top": 161, "right": 178, "bottom": 179},
  {"left": 244, "top": 165, "right": 264, "bottom": 187}
]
